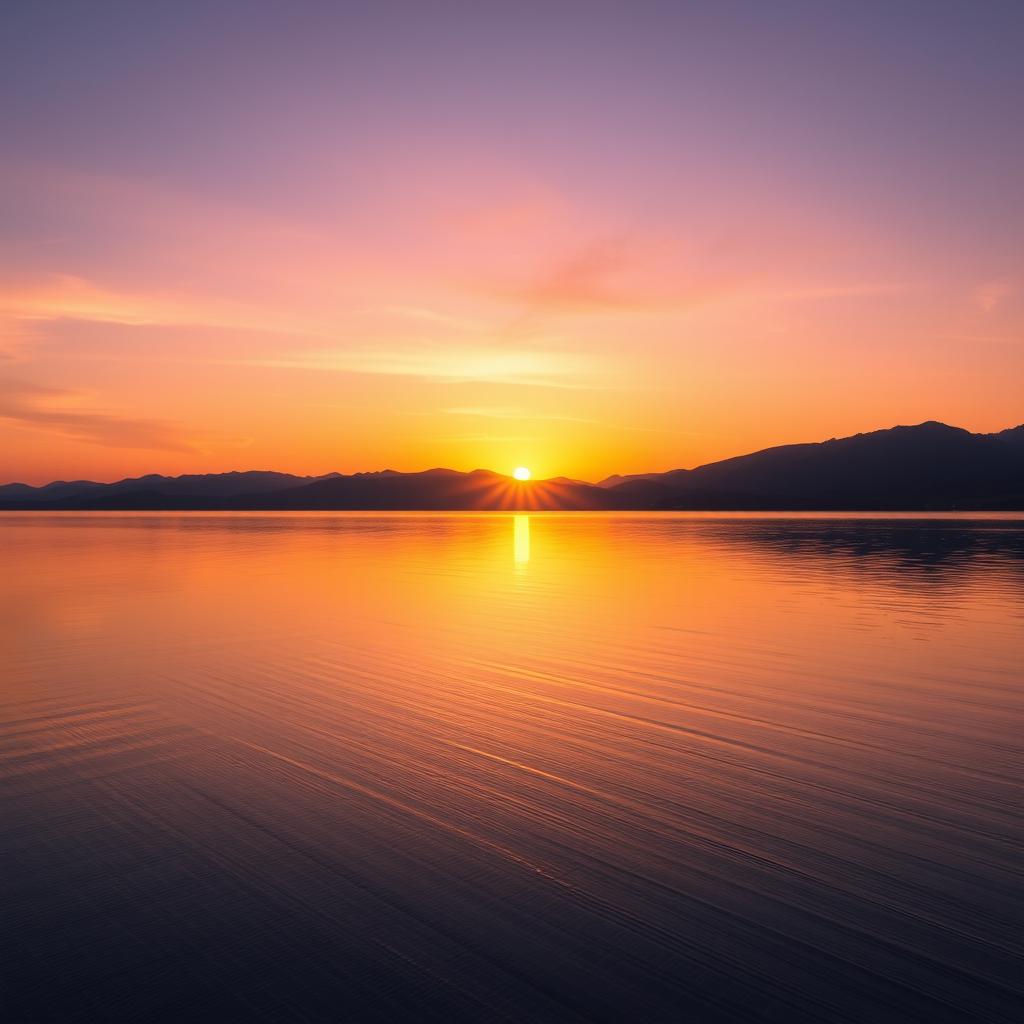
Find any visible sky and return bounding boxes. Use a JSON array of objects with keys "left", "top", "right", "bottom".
[{"left": 2, "top": 0, "right": 1022, "bottom": 484}]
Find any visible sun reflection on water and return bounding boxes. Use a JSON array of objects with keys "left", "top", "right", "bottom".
[{"left": 513, "top": 514, "right": 530, "bottom": 565}]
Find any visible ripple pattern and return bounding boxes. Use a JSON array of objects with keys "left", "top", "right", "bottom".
[{"left": 1, "top": 513, "right": 1021, "bottom": 1021}]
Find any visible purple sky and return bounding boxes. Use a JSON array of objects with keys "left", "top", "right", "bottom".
[{"left": 2, "top": 1, "right": 1022, "bottom": 482}]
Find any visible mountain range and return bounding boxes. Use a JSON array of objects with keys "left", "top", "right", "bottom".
[{"left": 2, "top": 421, "right": 1022, "bottom": 511}]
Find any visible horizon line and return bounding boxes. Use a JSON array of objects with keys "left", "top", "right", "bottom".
[{"left": 3, "top": 417, "right": 1023, "bottom": 490}]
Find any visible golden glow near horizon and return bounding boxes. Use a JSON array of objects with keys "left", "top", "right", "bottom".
[{"left": 513, "top": 467, "right": 532, "bottom": 481}]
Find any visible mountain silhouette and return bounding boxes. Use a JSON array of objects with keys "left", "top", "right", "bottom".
[
  {"left": 2, "top": 422, "right": 1022, "bottom": 511},
  {"left": 611, "top": 422, "right": 1024, "bottom": 510},
  {"left": 0, "top": 471, "right": 337, "bottom": 508}
]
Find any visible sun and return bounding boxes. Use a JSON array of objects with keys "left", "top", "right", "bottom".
[{"left": 513, "top": 466, "right": 531, "bottom": 481}]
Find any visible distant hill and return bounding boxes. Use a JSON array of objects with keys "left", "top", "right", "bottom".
[
  {"left": 611, "top": 422, "right": 1024, "bottom": 510},
  {"left": 0, "top": 471, "right": 337, "bottom": 507},
  {"left": 2, "top": 422, "right": 1022, "bottom": 510}
]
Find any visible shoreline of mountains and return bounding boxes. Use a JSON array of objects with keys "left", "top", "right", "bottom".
[{"left": 2, "top": 421, "right": 1022, "bottom": 512}]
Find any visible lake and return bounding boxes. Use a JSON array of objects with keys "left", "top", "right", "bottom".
[{"left": 1, "top": 513, "right": 1021, "bottom": 1022}]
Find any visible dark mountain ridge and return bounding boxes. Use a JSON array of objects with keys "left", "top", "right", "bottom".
[
  {"left": 2, "top": 422, "right": 1022, "bottom": 511},
  {"left": 0, "top": 470, "right": 337, "bottom": 506},
  {"left": 611, "top": 422, "right": 1024, "bottom": 510}
]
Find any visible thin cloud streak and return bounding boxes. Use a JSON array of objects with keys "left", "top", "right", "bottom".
[
  {"left": 429, "top": 434, "right": 544, "bottom": 444},
  {"left": 478, "top": 235, "right": 912, "bottom": 335},
  {"left": 239, "top": 347, "right": 603, "bottom": 389},
  {"left": 0, "top": 274, "right": 324, "bottom": 337},
  {"left": 443, "top": 405, "right": 598, "bottom": 424},
  {"left": 0, "top": 378, "right": 197, "bottom": 453}
]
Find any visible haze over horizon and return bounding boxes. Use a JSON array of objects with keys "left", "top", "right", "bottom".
[
  {"left": 3, "top": 417, "right": 1022, "bottom": 490},
  {"left": 3, "top": 1, "right": 1023, "bottom": 485}
]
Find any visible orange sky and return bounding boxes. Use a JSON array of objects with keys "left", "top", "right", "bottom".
[{"left": 1, "top": 5, "right": 1021, "bottom": 485}]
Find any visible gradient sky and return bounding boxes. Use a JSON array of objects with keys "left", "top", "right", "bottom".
[{"left": 2, "top": 1, "right": 1022, "bottom": 484}]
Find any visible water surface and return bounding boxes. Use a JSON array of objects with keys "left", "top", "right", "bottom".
[{"left": 1, "top": 513, "right": 1021, "bottom": 1021}]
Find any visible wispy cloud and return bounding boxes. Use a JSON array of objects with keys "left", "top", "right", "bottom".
[
  {"left": 479, "top": 234, "right": 905, "bottom": 324},
  {"left": 0, "top": 378, "right": 197, "bottom": 452},
  {"left": 0, "top": 274, "right": 318, "bottom": 336},
  {"left": 0, "top": 315, "right": 36, "bottom": 361},
  {"left": 374, "top": 306, "right": 486, "bottom": 333},
  {"left": 488, "top": 235, "right": 727, "bottom": 319},
  {"left": 509, "top": 237, "right": 642, "bottom": 312},
  {"left": 443, "top": 405, "right": 597, "bottom": 423},
  {"left": 240, "top": 346, "right": 598, "bottom": 388},
  {"left": 972, "top": 277, "right": 1015, "bottom": 314}
]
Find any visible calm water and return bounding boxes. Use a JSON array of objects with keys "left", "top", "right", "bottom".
[{"left": 1, "top": 513, "right": 1021, "bottom": 1022}]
